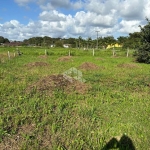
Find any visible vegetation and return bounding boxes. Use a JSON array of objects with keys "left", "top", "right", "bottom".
[
  {"left": 136, "top": 18, "right": 150, "bottom": 63},
  {"left": 0, "top": 32, "right": 142, "bottom": 50},
  {"left": 0, "top": 47, "right": 150, "bottom": 149},
  {"left": 0, "top": 36, "right": 9, "bottom": 44}
]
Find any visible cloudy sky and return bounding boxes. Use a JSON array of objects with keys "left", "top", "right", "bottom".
[{"left": 0, "top": 0, "right": 150, "bottom": 41}]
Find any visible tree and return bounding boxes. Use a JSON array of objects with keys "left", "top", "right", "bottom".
[
  {"left": 136, "top": 18, "right": 150, "bottom": 63},
  {"left": 0, "top": 36, "right": 9, "bottom": 44},
  {"left": 86, "top": 37, "right": 92, "bottom": 49},
  {"left": 55, "top": 40, "right": 63, "bottom": 47},
  {"left": 103, "top": 36, "right": 116, "bottom": 49},
  {"left": 126, "top": 32, "right": 141, "bottom": 49},
  {"left": 35, "top": 37, "right": 43, "bottom": 46},
  {"left": 78, "top": 36, "right": 83, "bottom": 49},
  {"left": 117, "top": 36, "right": 128, "bottom": 48},
  {"left": 98, "top": 37, "right": 104, "bottom": 49},
  {"left": 65, "top": 38, "right": 76, "bottom": 48},
  {"left": 43, "top": 36, "right": 52, "bottom": 47}
]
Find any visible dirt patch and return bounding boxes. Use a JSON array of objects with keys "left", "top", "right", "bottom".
[
  {"left": 0, "top": 124, "right": 35, "bottom": 150},
  {"left": 0, "top": 135, "right": 21, "bottom": 150},
  {"left": 57, "top": 56, "right": 73, "bottom": 62},
  {"left": 0, "top": 124, "right": 52, "bottom": 150},
  {"left": 25, "top": 62, "right": 49, "bottom": 68},
  {"left": 78, "top": 62, "right": 99, "bottom": 71},
  {"left": 117, "top": 63, "right": 140, "bottom": 69},
  {"left": 26, "top": 74, "right": 90, "bottom": 96}
]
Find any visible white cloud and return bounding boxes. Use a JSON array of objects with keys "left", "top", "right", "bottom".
[
  {"left": 1, "top": 0, "right": 150, "bottom": 41},
  {"left": 119, "top": 0, "right": 145, "bottom": 20},
  {"left": 3, "top": 22, "right": 15, "bottom": 29},
  {"left": 14, "top": 0, "right": 35, "bottom": 6},
  {"left": 75, "top": 11, "right": 117, "bottom": 28},
  {"left": 38, "top": 0, "right": 69, "bottom": 10},
  {"left": 10, "top": 20, "right": 20, "bottom": 27},
  {"left": 118, "top": 20, "right": 141, "bottom": 34},
  {"left": 71, "top": 0, "right": 83, "bottom": 10},
  {"left": 144, "top": 0, "right": 150, "bottom": 19},
  {"left": 38, "top": 0, "right": 83, "bottom": 10},
  {"left": 49, "top": 0, "right": 70, "bottom": 8},
  {"left": 2, "top": 20, "right": 20, "bottom": 29},
  {"left": 85, "top": 0, "right": 119, "bottom": 15},
  {"left": 39, "top": 10, "right": 66, "bottom": 21}
]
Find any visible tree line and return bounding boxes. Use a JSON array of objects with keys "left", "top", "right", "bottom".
[
  {"left": 21, "top": 33, "right": 142, "bottom": 49},
  {"left": 0, "top": 33, "right": 141, "bottom": 49},
  {"left": 0, "top": 36, "right": 10, "bottom": 44}
]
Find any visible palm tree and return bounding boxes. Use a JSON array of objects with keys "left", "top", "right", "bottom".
[
  {"left": 78, "top": 36, "right": 83, "bottom": 49},
  {"left": 86, "top": 37, "right": 92, "bottom": 50}
]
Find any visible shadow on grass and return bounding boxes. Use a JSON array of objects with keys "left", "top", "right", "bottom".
[{"left": 102, "top": 134, "right": 135, "bottom": 150}]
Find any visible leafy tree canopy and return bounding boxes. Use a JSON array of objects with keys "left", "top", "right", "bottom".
[
  {"left": 0, "top": 36, "right": 10, "bottom": 43},
  {"left": 136, "top": 18, "right": 150, "bottom": 63}
]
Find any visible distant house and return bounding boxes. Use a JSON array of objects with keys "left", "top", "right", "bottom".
[
  {"left": 106, "top": 43, "right": 122, "bottom": 49},
  {"left": 63, "top": 44, "right": 71, "bottom": 48},
  {"left": 50, "top": 44, "right": 55, "bottom": 47},
  {"left": 3, "top": 41, "right": 22, "bottom": 47}
]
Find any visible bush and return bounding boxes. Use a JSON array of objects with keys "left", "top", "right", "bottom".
[
  {"left": 137, "top": 43, "right": 150, "bottom": 63},
  {"left": 136, "top": 18, "right": 150, "bottom": 63}
]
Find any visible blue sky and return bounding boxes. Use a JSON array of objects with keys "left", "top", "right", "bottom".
[
  {"left": 0, "top": 0, "right": 150, "bottom": 41},
  {"left": 0, "top": 1, "right": 40, "bottom": 24}
]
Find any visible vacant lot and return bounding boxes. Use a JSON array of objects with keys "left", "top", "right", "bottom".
[{"left": 0, "top": 47, "right": 150, "bottom": 149}]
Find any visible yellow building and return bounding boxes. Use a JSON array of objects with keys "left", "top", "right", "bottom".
[{"left": 106, "top": 43, "right": 122, "bottom": 49}]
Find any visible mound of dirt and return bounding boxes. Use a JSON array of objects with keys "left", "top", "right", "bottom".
[
  {"left": 79, "top": 62, "right": 99, "bottom": 70},
  {"left": 117, "top": 63, "right": 140, "bottom": 69},
  {"left": 57, "top": 56, "right": 73, "bottom": 62},
  {"left": 26, "top": 74, "right": 90, "bottom": 96},
  {"left": 25, "top": 62, "right": 49, "bottom": 68}
]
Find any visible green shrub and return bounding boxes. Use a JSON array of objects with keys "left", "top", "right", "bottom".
[{"left": 136, "top": 18, "right": 150, "bottom": 63}]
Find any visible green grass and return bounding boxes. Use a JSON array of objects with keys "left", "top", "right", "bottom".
[{"left": 0, "top": 47, "right": 150, "bottom": 149}]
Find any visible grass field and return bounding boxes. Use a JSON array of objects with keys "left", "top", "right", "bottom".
[{"left": 0, "top": 47, "right": 150, "bottom": 149}]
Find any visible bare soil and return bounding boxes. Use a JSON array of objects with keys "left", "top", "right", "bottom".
[
  {"left": 0, "top": 124, "right": 52, "bottom": 150},
  {"left": 26, "top": 74, "right": 90, "bottom": 96},
  {"left": 57, "top": 56, "right": 73, "bottom": 62},
  {"left": 117, "top": 63, "right": 140, "bottom": 69},
  {"left": 78, "top": 62, "right": 99, "bottom": 70},
  {"left": 24, "top": 62, "right": 49, "bottom": 68}
]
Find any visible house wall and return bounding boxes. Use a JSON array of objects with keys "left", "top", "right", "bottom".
[{"left": 106, "top": 43, "right": 122, "bottom": 49}]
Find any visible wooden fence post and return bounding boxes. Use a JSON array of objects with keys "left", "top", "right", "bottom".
[
  {"left": 113, "top": 47, "right": 115, "bottom": 57},
  {"left": 8, "top": 51, "right": 10, "bottom": 60},
  {"left": 127, "top": 48, "right": 129, "bottom": 57}
]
